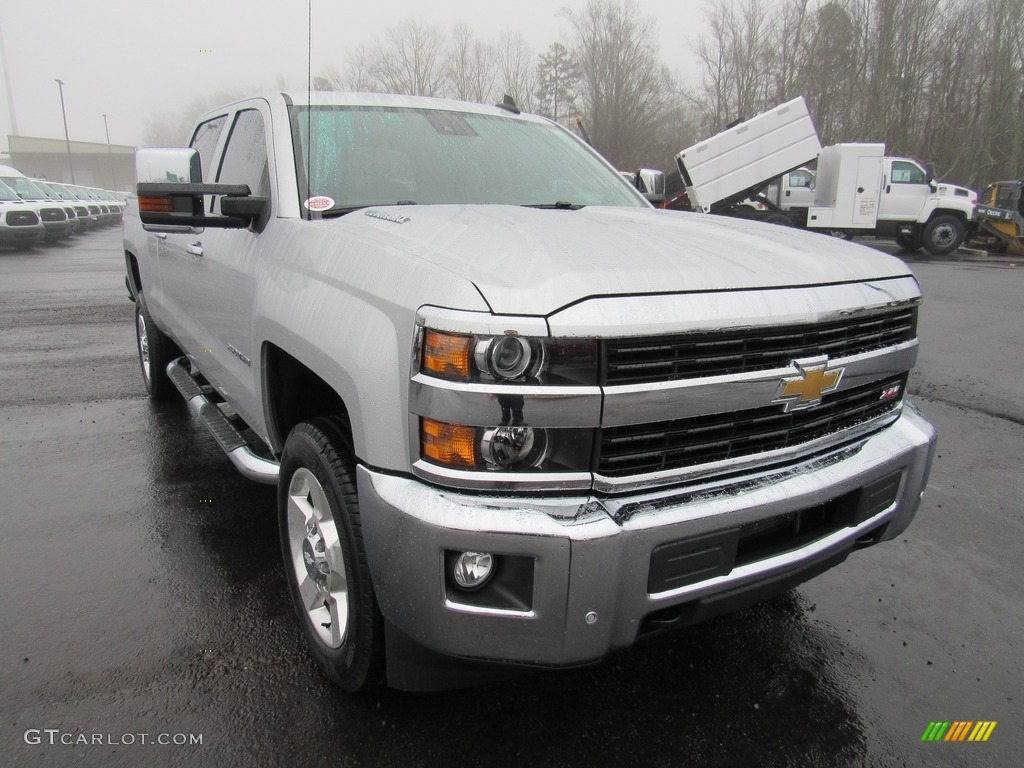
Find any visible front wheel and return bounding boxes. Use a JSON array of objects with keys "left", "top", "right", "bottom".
[
  {"left": 922, "top": 215, "right": 965, "bottom": 255},
  {"left": 279, "top": 418, "right": 384, "bottom": 692}
]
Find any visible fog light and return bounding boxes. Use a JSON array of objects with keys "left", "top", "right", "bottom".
[{"left": 452, "top": 551, "right": 495, "bottom": 590}]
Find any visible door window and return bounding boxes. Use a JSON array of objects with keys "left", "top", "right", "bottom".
[
  {"left": 890, "top": 161, "right": 927, "bottom": 185},
  {"left": 788, "top": 169, "right": 813, "bottom": 188},
  {"left": 189, "top": 115, "right": 228, "bottom": 181},
  {"left": 217, "top": 109, "right": 269, "bottom": 197}
]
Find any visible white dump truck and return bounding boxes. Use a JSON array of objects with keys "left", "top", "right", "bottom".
[{"left": 675, "top": 98, "right": 977, "bottom": 254}]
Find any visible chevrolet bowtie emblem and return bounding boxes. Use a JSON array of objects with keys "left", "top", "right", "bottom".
[{"left": 773, "top": 358, "right": 845, "bottom": 411}]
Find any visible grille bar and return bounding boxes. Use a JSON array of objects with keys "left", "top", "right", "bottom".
[
  {"left": 604, "top": 308, "right": 917, "bottom": 384},
  {"left": 598, "top": 374, "right": 907, "bottom": 476}
]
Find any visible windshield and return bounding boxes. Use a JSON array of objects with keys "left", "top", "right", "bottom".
[
  {"left": 1, "top": 176, "right": 50, "bottom": 200},
  {"left": 51, "top": 183, "right": 79, "bottom": 200},
  {"left": 0, "top": 179, "right": 21, "bottom": 201},
  {"left": 34, "top": 181, "right": 61, "bottom": 199},
  {"left": 290, "top": 106, "right": 644, "bottom": 215}
]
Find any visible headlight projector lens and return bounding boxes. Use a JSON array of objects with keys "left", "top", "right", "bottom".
[{"left": 476, "top": 336, "right": 533, "bottom": 380}]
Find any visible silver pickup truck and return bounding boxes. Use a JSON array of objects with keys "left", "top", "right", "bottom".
[{"left": 123, "top": 92, "right": 936, "bottom": 692}]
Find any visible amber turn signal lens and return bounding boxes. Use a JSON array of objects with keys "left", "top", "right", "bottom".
[
  {"left": 138, "top": 196, "right": 175, "bottom": 213},
  {"left": 422, "top": 330, "right": 472, "bottom": 379},
  {"left": 421, "top": 418, "right": 477, "bottom": 469}
]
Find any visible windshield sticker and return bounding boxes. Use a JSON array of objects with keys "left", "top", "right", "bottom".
[{"left": 303, "top": 196, "right": 335, "bottom": 211}]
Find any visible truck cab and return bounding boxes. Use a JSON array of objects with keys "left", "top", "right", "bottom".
[{"left": 764, "top": 167, "right": 816, "bottom": 211}]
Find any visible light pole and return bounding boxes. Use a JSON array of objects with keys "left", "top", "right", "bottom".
[
  {"left": 55, "top": 79, "right": 74, "bottom": 183},
  {"left": 102, "top": 113, "right": 116, "bottom": 190}
]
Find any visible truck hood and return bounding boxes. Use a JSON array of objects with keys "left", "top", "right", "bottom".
[
  {"left": 935, "top": 183, "right": 977, "bottom": 203},
  {"left": 330, "top": 205, "right": 913, "bottom": 315}
]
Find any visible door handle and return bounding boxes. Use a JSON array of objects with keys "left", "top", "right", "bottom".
[
  {"left": 155, "top": 233, "right": 167, "bottom": 240},
  {"left": 187, "top": 242, "right": 204, "bottom": 257},
  {"left": 885, "top": 185, "right": 891, "bottom": 194}
]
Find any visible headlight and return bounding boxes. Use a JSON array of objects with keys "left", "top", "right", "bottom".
[
  {"left": 420, "top": 418, "right": 592, "bottom": 473},
  {"left": 421, "top": 329, "right": 597, "bottom": 385}
]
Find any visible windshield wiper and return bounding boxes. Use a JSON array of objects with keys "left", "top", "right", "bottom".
[{"left": 521, "top": 201, "right": 585, "bottom": 210}]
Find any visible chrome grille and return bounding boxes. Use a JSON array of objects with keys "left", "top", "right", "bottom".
[
  {"left": 597, "top": 374, "right": 907, "bottom": 477},
  {"left": 603, "top": 308, "right": 917, "bottom": 385},
  {"left": 5, "top": 210, "right": 39, "bottom": 226}
]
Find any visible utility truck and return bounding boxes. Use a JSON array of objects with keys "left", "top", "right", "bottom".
[
  {"left": 123, "top": 91, "right": 936, "bottom": 692},
  {"left": 674, "top": 98, "right": 977, "bottom": 254}
]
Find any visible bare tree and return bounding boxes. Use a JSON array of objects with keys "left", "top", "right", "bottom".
[
  {"left": 694, "top": 0, "right": 776, "bottom": 133},
  {"left": 361, "top": 19, "right": 448, "bottom": 96},
  {"left": 566, "top": 0, "right": 676, "bottom": 169},
  {"left": 446, "top": 23, "right": 497, "bottom": 103},
  {"left": 495, "top": 30, "right": 536, "bottom": 111}
]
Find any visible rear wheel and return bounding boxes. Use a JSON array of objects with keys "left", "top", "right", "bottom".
[
  {"left": 135, "top": 298, "right": 176, "bottom": 401},
  {"left": 279, "top": 418, "right": 384, "bottom": 692},
  {"left": 922, "top": 215, "right": 965, "bottom": 255}
]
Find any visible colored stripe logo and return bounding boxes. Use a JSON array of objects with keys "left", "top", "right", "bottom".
[{"left": 921, "top": 721, "right": 997, "bottom": 742}]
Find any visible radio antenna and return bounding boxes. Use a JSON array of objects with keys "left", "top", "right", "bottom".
[{"left": 306, "top": 0, "right": 312, "bottom": 212}]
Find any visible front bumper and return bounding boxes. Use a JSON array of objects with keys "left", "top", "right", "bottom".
[
  {"left": 42, "top": 220, "right": 71, "bottom": 240},
  {"left": 360, "top": 403, "right": 936, "bottom": 669},
  {"left": 0, "top": 224, "right": 45, "bottom": 245}
]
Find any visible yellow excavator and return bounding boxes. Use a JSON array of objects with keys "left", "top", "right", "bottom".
[{"left": 972, "top": 179, "right": 1024, "bottom": 255}]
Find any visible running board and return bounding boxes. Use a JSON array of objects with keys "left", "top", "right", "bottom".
[{"left": 166, "top": 357, "right": 280, "bottom": 485}]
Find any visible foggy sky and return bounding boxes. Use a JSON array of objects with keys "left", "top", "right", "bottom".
[{"left": 0, "top": 0, "right": 709, "bottom": 153}]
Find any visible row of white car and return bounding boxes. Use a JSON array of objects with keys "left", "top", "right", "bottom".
[{"left": 0, "top": 164, "right": 127, "bottom": 248}]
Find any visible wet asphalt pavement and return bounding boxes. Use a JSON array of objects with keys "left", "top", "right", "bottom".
[{"left": 1, "top": 229, "right": 1020, "bottom": 767}]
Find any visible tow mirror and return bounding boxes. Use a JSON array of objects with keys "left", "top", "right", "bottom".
[
  {"left": 635, "top": 168, "right": 666, "bottom": 203},
  {"left": 135, "top": 148, "right": 264, "bottom": 230}
]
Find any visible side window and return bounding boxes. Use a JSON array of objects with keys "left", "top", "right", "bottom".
[
  {"left": 788, "top": 170, "right": 813, "bottom": 188},
  {"left": 216, "top": 109, "right": 269, "bottom": 198},
  {"left": 996, "top": 185, "right": 1016, "bottom": 211},
  {"left": 891, "top": 161, "right": 926, "bottom": 185},
  {"left": 189, "top": 115, "right": 228, "bottom": 182}
]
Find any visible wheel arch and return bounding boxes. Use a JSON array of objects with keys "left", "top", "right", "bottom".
[
  {"left": 125, "top": 249, "right": 142, "bottom": 298},
  {"left": 262, "top": 341, "right": 356, "bottom": 459},
  {"left": 927, "top": 207, "right": 969, "bottom": 223}
]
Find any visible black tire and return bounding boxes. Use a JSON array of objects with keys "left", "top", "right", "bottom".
[
  {"left": 279, "top": 418, "right": 384, "bottom": 692},
  {"left": 895, "top": 232, "right": 923, "bottom": 252},
  {"left": 134, "top": 297, "right": 177, "bottom": 401},
  {"left": 922, "top": 215, "right": 965, "bottom": 255},
  {"left": 763, "top": 212, "right": 796, "bottom": 227}
]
